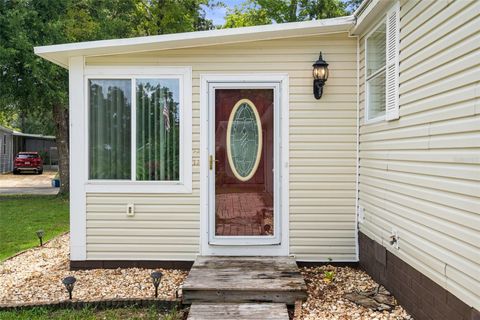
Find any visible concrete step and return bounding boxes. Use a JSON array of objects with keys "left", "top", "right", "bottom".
[
  {"left": 182, "top": 256, "right": 307, "bottom": 304},
  {"left": 187, "top": 303, "right": 289, "bottom": 320}
]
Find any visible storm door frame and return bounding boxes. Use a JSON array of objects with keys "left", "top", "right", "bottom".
[{"left": 199, "top": 74, "right": 289, "bottom": 256}]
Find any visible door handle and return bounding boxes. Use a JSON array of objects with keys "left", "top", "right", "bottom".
[{"left": 209, "top": 155, "right": 219, "bottom": 170}]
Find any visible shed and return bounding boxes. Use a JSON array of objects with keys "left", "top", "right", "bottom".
[{"left": 0, "top": 126, "right": 14, "bottom": 173}]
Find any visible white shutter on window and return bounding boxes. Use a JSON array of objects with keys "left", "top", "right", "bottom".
[{"left": 385, "top": 2, "right": 400, "bottom": 121}]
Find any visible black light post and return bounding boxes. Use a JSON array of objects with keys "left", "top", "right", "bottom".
[
  {"left": 312, "top": 52, "right": 329, "bottom": 99},
  {"left": 36, "top": 230, "right": 44, "bottom": 246},
  {"left": 62, "top": 276, "right": 76, "bottom": 300},
  {"left": 151, "top": 271, "right": 163, "bottom": 298}
]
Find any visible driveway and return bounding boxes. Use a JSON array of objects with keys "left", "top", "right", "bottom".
[{"left": 0, "top": 171, "right": 59, "bottom": 195}]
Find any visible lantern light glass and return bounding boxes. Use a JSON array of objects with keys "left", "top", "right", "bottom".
[{"left": 312, "top": 52, "right": 329, "bottom": 99}]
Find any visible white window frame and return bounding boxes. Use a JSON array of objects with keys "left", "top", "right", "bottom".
[
  {"left": 83, "top": 66, "right": 192, "bottom": 193},
  {"left": 364, "top": 19, "right": 387, "bottom": 124}
]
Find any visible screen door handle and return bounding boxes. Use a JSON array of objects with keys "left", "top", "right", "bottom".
[{"left": 209, "top": 155, "right": 219, "bottom": 170}]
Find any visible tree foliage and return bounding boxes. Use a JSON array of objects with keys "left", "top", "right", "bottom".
[
  {"left": 0, "top": 0, "right": 214, "bottom": 194},
  {"left": 0, "top": 0, "right": 68, "bottom": 134},
  {"left": 224, "top": 3, "right": 270, "bottom": 28},
  {"left": 223, "top": 0, "right": 359, "bottom": 28}
]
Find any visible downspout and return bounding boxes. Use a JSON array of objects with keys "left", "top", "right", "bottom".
[{"left": 350, "top": 0, "right": 364, "bottom": 262}]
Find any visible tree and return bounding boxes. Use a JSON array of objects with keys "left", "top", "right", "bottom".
[
  {"left": 223, "top": 0, "right": 355, "bottom": 27},
  {"left": 0, "top": 0, "right": 214, "bottom": 195},
  {"left": 0, "top": 0, "right": 70, "bottom": 195},
  {"left": 224, "top": 4, "right": 270, "bottom": 28},
  {"left": 134, "top": 0, "right": 214, "bottom": 35}
]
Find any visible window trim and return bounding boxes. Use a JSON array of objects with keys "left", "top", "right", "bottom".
[
  {"left": 364, "top": 19, "right": 387, "bottom": 124},
  {"left": 83, "top": 66, "right": 192, "bottom": 193}
]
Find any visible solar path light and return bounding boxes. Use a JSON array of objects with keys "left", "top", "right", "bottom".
[
  {"left": 62, "top": 276, "right": 76, "bottom": 300},
  {"left": 151, "top": 271, "right": 163, "bottom": 298}
]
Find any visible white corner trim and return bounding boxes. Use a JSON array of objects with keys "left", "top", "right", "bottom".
[
  {"left": 82, "top": 66, "right": 192, "bottom": 194},
  {"left": 199, "top": 73, "right": 289, "bottom": 256},
  {"left": 69, "top": 56, "right": 87, "bottom": 261},
  {"left": 355, "top": 35, "right": 360, "bottom": 262}
]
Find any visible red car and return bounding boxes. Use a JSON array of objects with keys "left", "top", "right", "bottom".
[{"left": 13, "top": 152, "right": 44, "bottom": 174}]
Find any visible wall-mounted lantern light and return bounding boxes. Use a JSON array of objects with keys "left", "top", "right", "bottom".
[{"left": 312, "top": 52, "right": 329, "bottom": 100}]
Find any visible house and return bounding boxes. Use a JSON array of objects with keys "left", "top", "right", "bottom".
[
  {"left": 0, "top": 125, "right": 56, "bottom": 173},
  {"left": 34, "top": 0, "right": 479, "bottom": 318},
  {"left": 0, "top": 125, "right": 14, "bottom": 173}
]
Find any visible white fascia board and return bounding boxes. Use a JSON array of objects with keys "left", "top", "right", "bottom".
[
  {"left": 0, "top": 125, "right": 14, "bottom": 133},
  {"left": 34, "top": 16, "right": 355, "bottom": 69},
  {"left": 350, "top": 0, "right": 391, "bottom": 35},
  {"left": 12, "top": 131, "right": 55, "bottom": 139}
]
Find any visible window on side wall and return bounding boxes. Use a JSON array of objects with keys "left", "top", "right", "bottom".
[
  {"left": 86, "top": 67, "right": 192, "bottom": 193},
  {"left": 365, "top": 2, "right": 400, "bottom": 123},
  {"left": 365, "top": 22, "right": 386, "bottom": 122}
]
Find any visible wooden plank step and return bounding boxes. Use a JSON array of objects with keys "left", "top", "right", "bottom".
[
  {"left": 187, "top": 303, "right": 289, "bottom": 320},
  {"left": 182, "top": 256, "right": 307, "bottom": 304}
]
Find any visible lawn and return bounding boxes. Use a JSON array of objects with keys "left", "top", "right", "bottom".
[
  {"left": 0, "top": 306, "right": 185, "bottom": 320},
  {"left": 0, "top": 195, "right": 69, "bottom": 261}
]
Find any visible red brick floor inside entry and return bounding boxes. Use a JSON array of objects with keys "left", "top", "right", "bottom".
[{"left": 215, "top": 192, "right": 274, "bottom": 236}]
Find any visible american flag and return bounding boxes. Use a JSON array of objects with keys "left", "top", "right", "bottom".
[{"left": 163, "top": 95, "right": 170, "bottom": 131}]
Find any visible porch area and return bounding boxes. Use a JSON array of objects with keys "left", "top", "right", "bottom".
[{"left": 182, "top": 256, "right": 307, "bottom": 319}]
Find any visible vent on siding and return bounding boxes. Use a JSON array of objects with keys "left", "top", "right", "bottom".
[{"left": 385, "top": 2, "right": 400, "bottom": 121}]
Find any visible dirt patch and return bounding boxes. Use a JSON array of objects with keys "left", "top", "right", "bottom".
[{"left": 300, "top": 266, "right": 412, "bottom": 320}]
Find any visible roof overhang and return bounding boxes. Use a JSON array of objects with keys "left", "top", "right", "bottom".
[
  {"left": 13, "top": 131, "right": 55, "bottom": 140},
  {"left": 0, "top": 125, "right": 14, "bottom": 133},
  {"left": 34, "top": 16, "right": 355, "bottom": 69},
  {"left": 350, "top": 0, "right": 391, "bottom": 35}
]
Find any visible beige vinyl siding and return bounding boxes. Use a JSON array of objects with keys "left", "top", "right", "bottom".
[
  {"left": 85, "top": 33, "right": 358, "bottom": 261},
  {"left": 358, "top": 0, "right": 480, "bottom": 309}
]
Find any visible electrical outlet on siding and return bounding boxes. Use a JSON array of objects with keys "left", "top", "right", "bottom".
[
  {"left": 358, "top": 205, "right": 365, "bottom": 224},
  {"left": 389, "top": 228, "right": 399, "bottom": 250},
  {"left": 126, "top": 203, "right": 135, "bottom": 217}
]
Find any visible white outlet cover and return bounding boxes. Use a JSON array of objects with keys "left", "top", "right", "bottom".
[
  {"left": 126, "top": 203, "right": 135, "bottom": 217},
  {"left": 358, "top": 206, "right": 365, "bottom": 223}
]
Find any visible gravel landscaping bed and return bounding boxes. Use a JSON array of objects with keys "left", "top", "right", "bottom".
[
  {"left": 0, "top": 234, "right": 187, "bottom": 305},
  {"left": 2, "top": 233, "right": 413, "bottom": 320},
  {"left": 300, "top": 266, "right": 412, "bottom": 320}
]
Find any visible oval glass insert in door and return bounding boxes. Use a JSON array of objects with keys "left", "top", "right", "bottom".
[{"left": 226, "top": 99, "right": 263, "bottom": 182}]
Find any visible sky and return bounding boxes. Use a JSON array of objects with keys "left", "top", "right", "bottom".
[
  {"left": 203, "top": 0, "right": 246, "bottom": 26},
  {"left": 203, "top": 0, "right": 355, "bottom": 26}
]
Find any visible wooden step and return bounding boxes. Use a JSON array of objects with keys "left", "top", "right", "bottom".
[
  {"left": 187, "top": 303, "right": 289, "bottom": 320},
  {"left": 182, "top": 256, "right": 307, "bottom": 304}
]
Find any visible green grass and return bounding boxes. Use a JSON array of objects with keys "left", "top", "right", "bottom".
[
  {"left": 0, "top": 195, "right": 69, "bottom": 261},
  {"left": 0, "top": 306, "right": 185, "bottom": 320}
]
